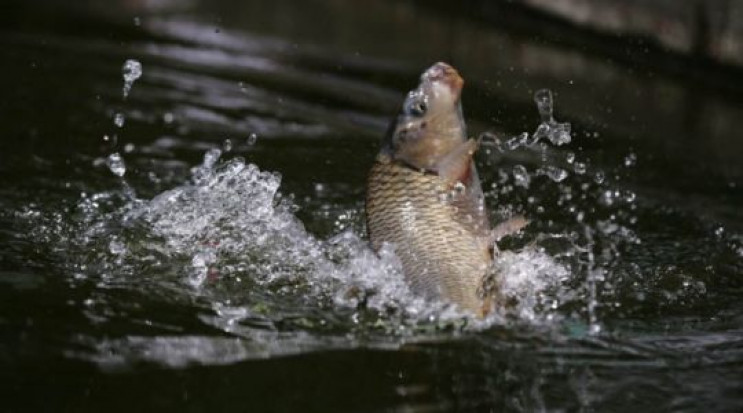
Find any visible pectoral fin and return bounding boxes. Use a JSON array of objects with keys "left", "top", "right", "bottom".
[
  {"left": 435, "top": 138, "right": 479, "bottom": 186},
  {"left": 491, "top": 216, "right": 530, "bottom": 243}
]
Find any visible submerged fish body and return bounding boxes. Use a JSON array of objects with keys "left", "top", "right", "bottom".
[{"left": 366, "top": 62, "right": 495, "bottom": 315}]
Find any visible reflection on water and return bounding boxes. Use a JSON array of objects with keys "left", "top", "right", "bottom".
[{"left": 0, "top": 0, "right": 742, "bottom": 411}]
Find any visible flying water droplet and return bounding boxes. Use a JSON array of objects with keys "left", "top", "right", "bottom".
[
  {"left": 540, "top": 165, "right": 569, "bottom": 182},
  {"left": 624, "top": 152, "right": 637, "bottom": 167},
  {"left": 106, "top": 153, "right": 126, "bottom": 177},
  {"left": 534, "top": 89, "right": 554, "bottom": 123},
  {"left": 549, "top": 122, "right": 572, "bottom": 146},
  {"left": 530, "top": 89, "right": 571, "bottom": 146},
  {"left": 566, "top": 152, "right": 575, "bottom": 164},
  {"left": 246, "top": 133, "right": 258, "bottom": 146},
  {"left": 203, "top": 148, "right": 221, "bottom": 168},
  {"left": 574, "top": 162, "right": 587, "bottom": 175},
  {"left": 513, "top": 165, "right": 531, "bottom": 188},
  {"left": 122, "top": 59, "right": 143, "bottom": 98},
  {"left": 223, "top": 139, "right": 233, "bottom": 152},
  {"left": 114, "top": 112, "right": 125, "bottom": 128},
  {"left": 594, "top": 170, "right": 606, "bottom": 184}
]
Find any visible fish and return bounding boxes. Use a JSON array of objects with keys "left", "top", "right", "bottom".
[{"left": 365, "top": 62, "right": 527, "bottom": 316}]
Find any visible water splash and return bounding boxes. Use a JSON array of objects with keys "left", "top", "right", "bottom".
[
  {"left": 479, "top": 88, "right": 646, "bottom": 334},
  {"left": 59, "top": 143, "right": 572, "bottom": 343},
  {"left": 533, "top": 89, "right": 572, "bottom": 146}
]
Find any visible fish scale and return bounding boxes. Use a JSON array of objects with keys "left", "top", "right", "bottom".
[{"left": 366, "top": 159, "right": 491, "bottom": 314}]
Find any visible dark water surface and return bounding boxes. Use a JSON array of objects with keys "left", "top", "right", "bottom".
[{"left": 1, "top": 1, "right": 742, "bottom": 411}]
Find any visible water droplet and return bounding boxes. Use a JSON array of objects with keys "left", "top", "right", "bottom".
[
  {"left": 106, "top": 153, "right": 126, "bottom": 177},
  {"left": 133, "top": 17, "right": 141, "bottom": 26},
  {"left": 114, "top": 112, "right": 125, "bottom": 128},
  {"left": 246, "top": 133, "right": 258, "bottom": 146},
  {"left": 714, "top": 226, "right": 725, "bottom": 238},
  {"left": 124, "top": 143, "right": 135, "bottom": 153},
  {"left": 505, "top": 136, "right": 521, "bottom": 150},
  {"left": 624, "top": 152, "right": 637, "bottom": 167},
  {"left": 512, "top": 165, "right": 530, "bottom": 188},
  {"left": 624, "top": 191, "right": 636, "bottom": 203},
  {"left": 566, "top": 151, "right": 575, "bottom": 164},
  {"left": 534, "top": 89, "right": 553, "bottom": 123},
  {"left": 122, "top": 59, "right": 143, "bottom": 98},
  {"left": 163, "top": 112, "right": 174, "bottom": 124},
  {"left": 594, "top": 171, "right": 605, "bottom": 184},
  {"left": 540, "top": 165, "right": 568, "bottom": 182},
  {"left": 599, "top": 190, "right": 614, "bottom": 206},
  {"left": 574, "top": 162, "right": 587, "bottom": 175},
  {"left": 549, "top": 122, "right": 572, "bottom": 146},
  {"left": 223, "top": 139, "right": 233, "bottom": 152},
  {"left": 203, "top": 148, "right": 222, "bottom": 169}
]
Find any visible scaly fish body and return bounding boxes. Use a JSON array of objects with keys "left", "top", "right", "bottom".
[
  {"left": 367, "top": 159, "right": 491, "bottom": 314},
  {"left": 366, "top": 62, "right": 497, "bottom": 315}
]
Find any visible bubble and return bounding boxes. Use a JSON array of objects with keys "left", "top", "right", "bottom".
[
  {"left": 106, "top": 153, "right": 126, "bottom": 177},
  {"left": 122, "top": 59, "right": 143, "bottom": 98}
]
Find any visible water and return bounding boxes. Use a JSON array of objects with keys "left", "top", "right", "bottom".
[{"left": 1, "top": 1, "right": 742, "bottom": 411}]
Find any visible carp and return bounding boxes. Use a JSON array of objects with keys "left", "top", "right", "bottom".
[{"left": 365, "top": 62, "right": 526, "bottom": 316}]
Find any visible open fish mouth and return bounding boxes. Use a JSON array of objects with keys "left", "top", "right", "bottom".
[{"left": 421, "top": 62, "right": 464, "bottom": 95}]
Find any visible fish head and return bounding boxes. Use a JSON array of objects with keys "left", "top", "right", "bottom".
[{"left": 382, "top": 62, "right": 467, "bottom": 170}]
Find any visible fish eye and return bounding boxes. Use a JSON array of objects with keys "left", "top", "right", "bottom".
[{"left": 405, "top": 96, "right": 428, "bottom": 117}]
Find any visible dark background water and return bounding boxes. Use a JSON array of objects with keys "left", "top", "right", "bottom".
[{"left": 1, "top": 0, "right": 742, "bottom": 412}]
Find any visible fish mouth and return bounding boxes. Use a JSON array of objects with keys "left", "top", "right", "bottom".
[{"left": 421, "top": 62, "right": 464, "bottom": 96}]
